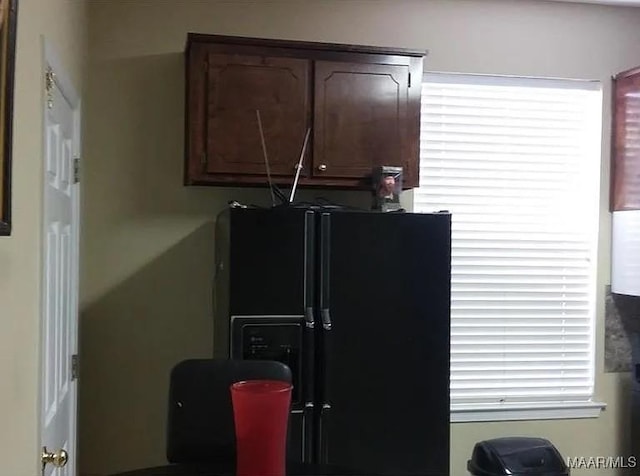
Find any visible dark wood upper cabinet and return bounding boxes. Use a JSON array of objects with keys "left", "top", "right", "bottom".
[
  {"left": 313, "top": 60, "right": 410, "bottom": 181},
  {"left": 205, "top": 54, "right": 310, "bottom": 177},
  {"left": 185, "top": 34, "right": 425, "bottom": 190},
  {"left": 612, "top": 67, "right": 640, "bottom": 211}
]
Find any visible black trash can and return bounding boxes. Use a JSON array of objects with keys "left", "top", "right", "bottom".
[{"left": 467, "top": 437, "right": 570, "bottom": 476}]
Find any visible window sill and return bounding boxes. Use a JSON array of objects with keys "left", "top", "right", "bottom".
[{"left": 451, "top": 401, "right": 607, "bottom": 423}]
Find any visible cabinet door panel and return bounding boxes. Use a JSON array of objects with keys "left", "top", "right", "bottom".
[
  {"left": 313, "top": 61, "right": 409, "bottom": 179},
  {"left": 613, "top": 70, "right": 640, "bottom": 211},
  {"left": 206, "top": 53, "right": 310, "bottom": 176}
]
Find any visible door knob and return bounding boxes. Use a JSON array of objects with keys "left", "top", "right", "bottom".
[
  {"left": 318, "top": 164, "right": 327, "bottom": 171},
  {"left": 42, "top": 447, "right": 68, "bottom": 469}
]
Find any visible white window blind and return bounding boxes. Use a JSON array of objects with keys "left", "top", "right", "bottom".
[{"left": 415, "top": 73, "right": 602, "bottom": 416}]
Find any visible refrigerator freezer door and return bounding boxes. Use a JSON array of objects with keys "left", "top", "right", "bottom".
[
  {"left": 223, "top": 207, "right": 316, "bottom": 464},
  {"left": 228, "top": 208, "right": 315, "bottom": 315},
  {"left": 318, "top": 211, "right": 451, "bottom": 475}
]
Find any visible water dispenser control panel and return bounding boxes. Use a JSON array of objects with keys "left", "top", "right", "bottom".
[{"left": 231, "top": 316, "right": 302, "bottom": 406}]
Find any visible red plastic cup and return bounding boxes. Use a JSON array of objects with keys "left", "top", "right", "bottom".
[{"left": 230, "top": 380, "right": 292, "bottom": 476}]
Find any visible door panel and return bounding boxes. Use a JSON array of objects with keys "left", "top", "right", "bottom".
[
  {"left": 206, "top": 53, "right": 311, "bottom": 176},
  {"left": 313, "top": 61, "right": 409, "bottom": 179},
  {"left": 41, "top": 67, "right": 80, "bottom": 476},
  {"left": 319, "top": 211, "right": 451, "bottom": 475}
]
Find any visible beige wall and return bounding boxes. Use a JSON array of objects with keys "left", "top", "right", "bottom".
[
  {"left": 0, "top": 0, "right": 86, "bottom": 475},
  {"left": 81, "top": 1, "right": 640, "bottom": 475}
]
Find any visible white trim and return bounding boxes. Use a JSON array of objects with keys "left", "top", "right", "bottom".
[
  {"left": 451, "top": 401, "right": 606, "bottom": 423},
  {"left": 546, "top": 0, "right": 640, "bottom": 6},
  {"left": 424, "top": 71, "right": 601, "bottom": 90}
]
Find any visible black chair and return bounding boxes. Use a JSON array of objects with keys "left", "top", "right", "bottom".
[
  {"left": 112, "top": 359, "right": 365, "bottom": 475},
  {"left": 166, "top": 358, "right": 292, "bottom": 468}
]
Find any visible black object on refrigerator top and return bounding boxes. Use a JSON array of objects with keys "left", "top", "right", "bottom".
[{"left": 213, "top": 206, "right": 451, "bottom": 476}]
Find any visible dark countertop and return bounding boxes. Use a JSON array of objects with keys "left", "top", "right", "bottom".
[{"left": 110, "top": 463, "right": 373, "bottom": 476}]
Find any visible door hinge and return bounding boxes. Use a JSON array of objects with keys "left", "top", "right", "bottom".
[
  {"left": 408, "top": 72, "right": 412, "bottom": 88},
  {"left": 45, "top": 66, "right": 56, "bottom": 109},
  {"left": 73, "top": 157, "right": 80, "bottom": 184},
  {"left": 71, "top": 354, "right": 79, "bottom": 380}
]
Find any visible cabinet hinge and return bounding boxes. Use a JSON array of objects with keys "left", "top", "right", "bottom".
[
  {"left": 71, "top": 354, "right": 79, "bottom": 381},
  {"left": 201, "top": 153, "right": 207, "bottom": 165},
  {"left": 73, "top": 157, "right": 80, "bottom": 184},
  {"left": 408, "top": 72, "right": 412, "bottom": 88}
]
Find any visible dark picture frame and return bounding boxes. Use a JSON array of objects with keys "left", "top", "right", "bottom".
[{"left": 0, "top": 0, "right": 17, "bottom": 236}]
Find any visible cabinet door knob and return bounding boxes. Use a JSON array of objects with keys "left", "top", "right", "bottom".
[{"left": 318, "top": 164, "right": 327, "bottom": 172}]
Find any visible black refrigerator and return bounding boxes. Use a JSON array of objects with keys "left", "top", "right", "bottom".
[{"left": 213, "top": 206, "right": 451, "bottom": 476}]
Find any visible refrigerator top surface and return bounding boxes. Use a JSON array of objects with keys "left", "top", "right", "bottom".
[{"left": 221, "top": 204, "right": 451, "bottom": 218}]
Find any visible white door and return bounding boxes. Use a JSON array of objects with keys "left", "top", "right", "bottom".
[{"left": 40, "top": 53, "right": 81, "bottom": 476}]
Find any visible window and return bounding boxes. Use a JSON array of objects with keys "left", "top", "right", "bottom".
[{"left": 415, "top": 73, "right": 605, "bottom": 422}]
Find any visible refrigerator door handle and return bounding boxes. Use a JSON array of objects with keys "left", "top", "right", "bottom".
[
  {"left": 320, "top": 311, "right": 332, "bottom": 414},
  {"left": 321, "top": 309, "right": 332, "bottom": 330},
  {"left": 304, "top": 306, "right": 315, "bottom": 329},
  {"left": 303, "top": 309, "right": 315, "bottom": 404},
  {"left": 302, "top": 401, "right": 314, "bottom": 463},
  {"left": 319, "top": 403, "right": 331, "bottom": 464},
  {"left": 320, "top": 213, "right": 330, "bottom": 311},
  {"left": 303, "top": 306, "right": 315, "bottom": 463}
]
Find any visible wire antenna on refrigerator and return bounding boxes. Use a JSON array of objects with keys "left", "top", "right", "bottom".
[
  {"left": 256, "top": 109, "right": 276, "bottom": 207},
  {"left": 289, "top": 127, "right": 311, "bottom": 203}
]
